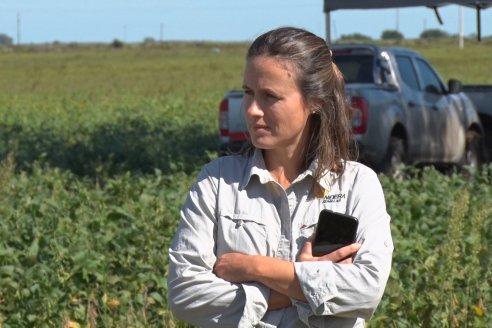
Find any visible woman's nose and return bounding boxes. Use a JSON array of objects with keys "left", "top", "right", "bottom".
[{"left": 244, "top": 98, "right": 263, "bottom": 117}]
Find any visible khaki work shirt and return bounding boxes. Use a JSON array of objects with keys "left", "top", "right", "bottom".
[{"left": 168, "top": 149, "right": 393, "bottom": 327}]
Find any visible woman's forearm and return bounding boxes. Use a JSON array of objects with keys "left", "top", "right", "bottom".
[
  {"left": 268, "top": 289, "right": 293, "bottom": 310},
  {"left": 213, "top": 243, "right": 361, "bottom": 304},
  {"left": 250, "top": 256, "right": 307, "bottom": 302},
  {"left": 213, "top": 253, "right": 306, "bottom": 301}
]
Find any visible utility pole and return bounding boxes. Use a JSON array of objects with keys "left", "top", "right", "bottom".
[
  {"left": 160, "top": 23, "right": 164, "bottom": 42},
  {"left": 17, "top": 12, "right": 21, "bottom": 45},
  {"left": 396, "top": 9, "right": 400, "bottom": 32},
  {"left": 459, "top": 6, "right": 464, "bottom": 49}
]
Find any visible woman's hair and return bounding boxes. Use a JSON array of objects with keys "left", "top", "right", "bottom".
[{"left": 244, "top": 26, "right": 355, "bottom": 181}]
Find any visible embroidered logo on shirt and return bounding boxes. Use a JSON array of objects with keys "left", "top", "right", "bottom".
[
  {"left": 322, "top": 193, "right": 346, "bottom": 203},
  {"left": 313, "top": 183, "right": 329, "bottom": 198}
]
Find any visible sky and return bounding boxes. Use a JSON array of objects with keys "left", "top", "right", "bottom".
[{"left": 0, "top": 0, "right": 491, "bottom": 44}]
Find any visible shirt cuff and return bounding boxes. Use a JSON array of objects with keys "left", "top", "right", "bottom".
[
  {"left": 238, "top": 282, "right": 269, "bottom": 327},
  {"left": 294, "top": 261, "right": 338, "bottom": 314},
  {"left": 291, "top": 299, "right": 312, "bottom": 325}
]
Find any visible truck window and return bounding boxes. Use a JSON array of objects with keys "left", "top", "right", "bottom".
[
  {"left": 395, "top": 56, "right": 419, "bottom": 91},
  {"left": 415, "top": 58, "right": 444, "bottom": 95},
  {"left": 333, "top": 55, "right": 374, "bottom": 83}
]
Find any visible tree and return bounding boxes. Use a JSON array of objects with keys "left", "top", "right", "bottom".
[
  {"left": 420, "top": 29, "right": 449, "bottom": 39},
  {"left": 339, "top": 33, "right": 372, "bottom": 42},
  {"left": 381, "top": 30, "right": 404, "bottom": 40},
  {"left": 143, "top": 37, "right": 156, "bottom": 44},
  {"left": 111, "top": 39, "right": 124, "bottom": 48},
  {"left": 0, "top": 33, "right": 13, "bottom": 45}
]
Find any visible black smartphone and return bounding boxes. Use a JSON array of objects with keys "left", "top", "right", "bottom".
[{"left": 312, "top": 209, "right": 359, "bottom": 257}]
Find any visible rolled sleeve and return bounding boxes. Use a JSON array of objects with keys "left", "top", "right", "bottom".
[
  {"left": 294, "top": 261, "right": 338, "bottom": 311},
  {"left": 293, "top": 259, "right": 390, "bottom": 320},
  {"left": 291, "top": 165, "right": 393, "bottom": 322},
  {"left": 239, "top": 282, "right": 270, "bottom": 327},
  {"left": 169, "top": 160, "right": 273, "bottom": 327}
]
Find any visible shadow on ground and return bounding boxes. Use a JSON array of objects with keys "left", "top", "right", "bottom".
[{"left": 0, "top": 117, "right": 217, "bottom": 177}]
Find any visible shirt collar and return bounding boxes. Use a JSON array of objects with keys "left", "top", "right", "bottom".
[
  {"left": 307, "top": 158, "right": 337, "bottom": 198},
  {"left": 313, "top": 160, "right": 339, "bottom": 191},
  {"left": 239, "top": 149, "right": 271, "bottom": 189},
  {"left": 239, "top": 149, "right": 339, "bottom": 194}
]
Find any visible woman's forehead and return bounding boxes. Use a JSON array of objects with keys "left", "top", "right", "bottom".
[
  {"left": 247, "top": 55, "right": 295, "bottom": 69},
  {"left": 245, "top": 56, "right": 299, "bottom": 81}
]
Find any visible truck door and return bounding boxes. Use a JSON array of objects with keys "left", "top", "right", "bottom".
[
  {"left": 414, "top": 58, "right": 461, "bottom": 161},
  {"left": 395, "top": 55, "right": 432, "bottom": 161}
]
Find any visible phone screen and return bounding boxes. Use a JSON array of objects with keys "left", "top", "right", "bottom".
[{"left": 312, "top": 209, "right": 358, "bottom": 256}]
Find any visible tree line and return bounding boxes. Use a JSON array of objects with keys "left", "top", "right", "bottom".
[
  {"left": 0, "top": 29, "right": 489, "bottom": 47},
  {"left": 338, "top": 28, "right": 485, "bottom": 42}
]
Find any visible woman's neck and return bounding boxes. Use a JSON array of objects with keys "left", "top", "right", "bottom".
[{"left": 263, "top": 148, "right": 306, "bottom": 189}]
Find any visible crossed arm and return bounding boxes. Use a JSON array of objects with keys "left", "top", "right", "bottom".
[{"left": 213, "top": 236, "right": 361, "bottom": 310}]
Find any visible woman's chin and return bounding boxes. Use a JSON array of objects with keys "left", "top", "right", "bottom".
[{"left": 250, "top": 137, "right": 274, "bottom": 150}]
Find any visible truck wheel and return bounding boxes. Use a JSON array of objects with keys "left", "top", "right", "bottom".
[
  {"left": 463, "top": 131, "right": 481, "bottom": 169},
  {"left": 382, "top": 137, "right": 405, "bottom": 176}
]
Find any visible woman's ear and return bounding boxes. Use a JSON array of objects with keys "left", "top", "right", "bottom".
[{"left": 308, "top": 101, "right": 322, "bottom": 115}]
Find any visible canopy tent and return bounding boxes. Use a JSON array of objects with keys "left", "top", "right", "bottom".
[{"left": 323, "top": 0, "right": 492, "bottom": 43}]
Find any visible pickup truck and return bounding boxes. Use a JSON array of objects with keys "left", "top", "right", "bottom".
[
  {"left": 462, "top": 85, "right": 492, "bottom": 162},
  {"left": 218, "top": 45, "right": 485, "bottom": 173}
]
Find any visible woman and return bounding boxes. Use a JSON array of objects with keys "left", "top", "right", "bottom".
[{"left": 168, "top": 27, "right": 393, "bottom": 327}]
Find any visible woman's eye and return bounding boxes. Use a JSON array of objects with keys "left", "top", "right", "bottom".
[{"left": 243, "top": 90, "right": 253, "bottom": 97}]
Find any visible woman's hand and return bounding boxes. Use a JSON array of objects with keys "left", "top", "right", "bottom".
[
  {"left": 298, "top": 235, "right": 361, "bottom": 264},
  {"left": 213, "top": 253, "right": 253, "bottom": 283}
]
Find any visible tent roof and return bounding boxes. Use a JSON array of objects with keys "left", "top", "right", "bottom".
[
  {"left": 324, "top": 0, "right": 492, "bottom": 11},
  {"left": 322, "top": 0, "right": 492, "bottom": 42}
]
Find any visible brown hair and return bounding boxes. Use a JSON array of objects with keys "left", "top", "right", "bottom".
[{"left": 244, "top": 26, "right": 355, "bottom": 181}]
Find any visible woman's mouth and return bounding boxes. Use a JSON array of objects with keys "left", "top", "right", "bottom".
[{"left": 252, "top": 123, "right": 269, "bottom": 131}]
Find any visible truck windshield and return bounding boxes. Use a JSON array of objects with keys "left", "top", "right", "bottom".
[{"left": 333, "top": 55, "right": 374, "bottom": 84}]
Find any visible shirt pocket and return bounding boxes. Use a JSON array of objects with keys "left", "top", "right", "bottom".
[{"left": 217, "top": 213, "right": 271, "bottom": 256}]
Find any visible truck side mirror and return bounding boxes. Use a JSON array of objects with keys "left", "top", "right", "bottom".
[
  {"left": 448, "top": 79, "right": 462, "bottom": 94},
  {"left": 425, "top": 84, "right": 441, "bottom": 95}
]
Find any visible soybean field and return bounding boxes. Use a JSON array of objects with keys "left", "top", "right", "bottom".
[{"left": 0, "top": 39, "right": 491, "bottom": 327}]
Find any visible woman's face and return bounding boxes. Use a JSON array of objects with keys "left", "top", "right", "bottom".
[{"left": 242, "top": 55, "right": 312, "bottom": 154}]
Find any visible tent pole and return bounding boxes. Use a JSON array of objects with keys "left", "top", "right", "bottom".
[
  {"left": 476, "top": 5, "right": 482, "bottom": 42},
  {"left": 325, "top": 10, "right": 331, "bottom": 46},
  {"left": 433, "top": 6, "right": 443, "bottom": 24}
]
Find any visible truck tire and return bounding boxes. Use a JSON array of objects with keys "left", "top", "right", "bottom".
[
  {"left": 381, "top": 137, "right": 406, "bottom": 176},
  {"left": 463, "top": 131, "right": 482, "bottom": 169}
]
